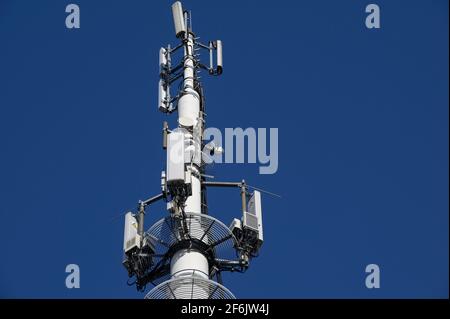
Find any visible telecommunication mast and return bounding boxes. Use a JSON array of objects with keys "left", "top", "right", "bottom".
[{"left": 122, "top": 2, "right": 264, "bottom": 299}]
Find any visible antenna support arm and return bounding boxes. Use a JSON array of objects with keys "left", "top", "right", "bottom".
[
  {"left": 136, "top": 193, "right": 165, "bottom": 237},
  {"left": 202, "top": 181, "right": 245, "bottom": 188},
  {"left": 141, "top": 193, "right": 165, "bottom": 207},
  {"left": 202, "top": 180, "right": 248, "bottom": 214}
]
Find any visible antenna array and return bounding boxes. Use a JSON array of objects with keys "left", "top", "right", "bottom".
[{"left": 122, "top": 2, "right": 264, "bottom": 299}]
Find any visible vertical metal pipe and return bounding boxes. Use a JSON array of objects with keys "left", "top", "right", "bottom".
[
  {"left": 138, "top": 202, "right": 145, "bottom": 238},
  {"left": 209, "top": 41, "right": 213, "bottom": 72},
  {"left": 241, "top": 180, "right": 247, "bottom": 214},
  {"left": 162, "top": 121, "right": 168, "bottom": 149},
  {"left": 171, "top": 31, "right": 205, "bottom": 280}
]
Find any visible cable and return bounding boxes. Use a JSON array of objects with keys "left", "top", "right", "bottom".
[{"left": 246, "top": 184, "right": 282, "bottom": 198}]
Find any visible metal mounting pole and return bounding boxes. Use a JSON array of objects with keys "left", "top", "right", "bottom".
[
  {"left": 138, "top": 201, "right": 145, "bottom": 238},
  {"left": 241, "top": 180, "right": 247, "bottom": 214}
]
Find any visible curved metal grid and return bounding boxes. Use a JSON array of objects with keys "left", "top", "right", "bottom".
[
  {"left": 143, "top": 213, "right": 239, "bottom": 286},
  {"left": 146, "top": 213, "right": 238, "bottom": 261},
  {"left": 145, "top": 276, "right": 235, "bottom": 299}
]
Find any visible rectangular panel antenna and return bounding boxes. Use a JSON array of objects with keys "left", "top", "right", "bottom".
[
  {"left": 123, "top": 212, "right": 140, "bottom": 253},
  {"left": 166, "top": 131, "right": 185, "bottom": 184},
  {"left": 247, "top": 191, "right": 263, "bottom": 241}
]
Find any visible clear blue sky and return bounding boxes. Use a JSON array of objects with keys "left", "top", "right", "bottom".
[{"left": 0, "top": 0, "right": 448, "bottom": 298}]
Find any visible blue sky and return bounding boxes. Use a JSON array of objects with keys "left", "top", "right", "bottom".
[{"left": 0, "top": 0, "right": 448, "bottom": 298}]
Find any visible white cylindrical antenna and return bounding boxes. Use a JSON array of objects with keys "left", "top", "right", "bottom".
[
  {"left": 216, "top": 40, "right": 223, "bottom": 75},
  {"left": 209, "top": 41, "right": 213, "bottom": 72},
  {"left": 159, "top": 47, "right": 167, "bottom": 75},
  {"left": 172, "top": 1, "right": 186, "bottom": 38},
  {"left": 158, "top": 79, "right": 171, "bottom": 112}
]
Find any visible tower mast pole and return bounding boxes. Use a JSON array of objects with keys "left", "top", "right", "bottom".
[{"left": 169, "top": 11, "right": 208, "bottom": 281}]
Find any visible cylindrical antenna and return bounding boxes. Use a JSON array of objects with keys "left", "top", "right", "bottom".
[
  {"left": 216, "top": 40, "right": 223, "bottom": 75},
  {"left": 172, "top": 1, "right": 186, "bottom": 38},
  {"left": 159, "top": 47, "right": 167, "bottom": 76}
]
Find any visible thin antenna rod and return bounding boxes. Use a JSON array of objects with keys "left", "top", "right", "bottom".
[{"left": 247, "top": 184, "right": 282, "bottom": 198}]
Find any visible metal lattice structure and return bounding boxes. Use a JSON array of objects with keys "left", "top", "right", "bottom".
[
  {"left": 145, "top": 276, "right": 235, "bottom": 299},
  {"left": 139, "top": 213, "right": 240, "bottom": 287}
]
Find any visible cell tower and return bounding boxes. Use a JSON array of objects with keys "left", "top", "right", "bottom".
[{"left": 122, "top": 2, "right": 264, "bottom": 299}]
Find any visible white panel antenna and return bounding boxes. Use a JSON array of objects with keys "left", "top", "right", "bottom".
[
  {"left": 159, "top": 47, "right": 168, "bottom": 75},
  {"left": 123, "top": 212, "right": 140, "bottom": 253},
  {"left": 247, "top": 190, "right": 263, "bottom": 242},
  {"left": 158, "top": 79, "right": 172, "bottom": 113},
  {"left": 215, "top": 40, "right": 223, "bottom": 75},
  {"left": 166, "top": 131, "right": 185, "bottom": 184}
]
